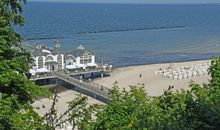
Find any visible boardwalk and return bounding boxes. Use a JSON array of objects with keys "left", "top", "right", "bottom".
[
  {"left": 31, "top": 71, "right": 110, "bottom": 102},
  {"left": 54, "top": 72, "right": 109, "bottom": 101}
]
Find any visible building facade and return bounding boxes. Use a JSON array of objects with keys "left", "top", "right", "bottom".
[
  {"left": 66, "top": 45, "right": 97, "bottom": 70},
  {"left": 32, "top": 40, "right": 65, "bottom": 71},
  {"left": 31, "top": 41, "right": 97, "bottom": 75}
]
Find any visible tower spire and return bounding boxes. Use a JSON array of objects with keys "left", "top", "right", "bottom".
[{"left": 55, "top": 39, "right": 60, "bottom": 48}]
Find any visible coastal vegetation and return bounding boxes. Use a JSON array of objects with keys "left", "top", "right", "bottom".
[
  {"left": 0, "top": 0, "right": 220, "bottom": 130},
  {"left": 0, "top": 0, "right": 49, "bottom": 129},
  {"left": 89, "top": 59, "right": 220, "bottom": 130}
]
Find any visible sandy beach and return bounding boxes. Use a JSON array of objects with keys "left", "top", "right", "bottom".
[
  {"left": 33, "top": 90, "right": 104, "bottom": 117},
  {"left": 94, "top": 60, "right": 211, "bottom": 96},
  {"left": 33, "top": 60, "right": 211, "bottom": 117}
]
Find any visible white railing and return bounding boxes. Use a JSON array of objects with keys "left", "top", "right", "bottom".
[
  {"left": 30, "top": 71, "right": 109, "bottom": 100},
  {"left": 30, "top": 73, "right": 56, "bottom": 80},
  {"left": 54, "top": 72, "right": 109, "bottom": 99}
]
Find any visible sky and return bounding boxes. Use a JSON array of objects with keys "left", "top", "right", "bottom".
[{"left": 30, "top": 0, "right": 219, "bottom": 4}]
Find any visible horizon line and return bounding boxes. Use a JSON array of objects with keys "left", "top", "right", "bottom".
[{"left": 29, "top": 1, "right": 218, "bottom": 5}]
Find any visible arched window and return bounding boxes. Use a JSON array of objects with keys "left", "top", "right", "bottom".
[
  {"left": 67, "top": 55, "right": 75, "bottom": 65},
  {"left": 46, "top": 56, "right": 54, "bottom": 61},
  {"left": 57, "top": 55, "right": 62, "bottom": 70},
  {"left": 38, "top": 57, "right": 43, "bottom": 68}
]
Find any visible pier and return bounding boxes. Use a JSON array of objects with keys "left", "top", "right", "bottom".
[
  {"left": 28, "top": 42, "right": 112, "bottom": 103},
  {"left": 55, "top": 72, "right": 109, "bottom": 102},
  {"left": 30, "top": 69, "right": 110, "bottom": 103}
]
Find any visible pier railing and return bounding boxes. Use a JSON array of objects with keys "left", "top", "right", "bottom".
[
  {"left": 30, "top": 73, "right": 56, "bottom": 81},
  {"left": 65, "top": 67, "right": 111, "bottom": 76},
  {"left": 30, "top": 71, "right": 110, "bottom": 101},
  {"left": 54, "top": 72, "right": 109, "bottom": 100},
  {"left": 30, "top": 67, "right": 111, "bottom": 81}
]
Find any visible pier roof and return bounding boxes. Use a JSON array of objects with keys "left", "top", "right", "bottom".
[
  {"left": 52, "top": 40, "right": 62, "bottom": 54},
  {"left": 32, "top": 49, "right": 43, "bottom": 57},
  {"left": 32, "top": 43, "right": 52, "bottom": 57},
  {"left": 52, "top": 47, "right": 62, "bottom": 55},
  {"left": 68, "top": 45, "right": 94, "bottom": 57}
]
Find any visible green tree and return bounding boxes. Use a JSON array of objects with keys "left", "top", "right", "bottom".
[
  {"left": 0, "top": 0, "right": 49, "bottom": 129},
  {"left": 91, "top": 58, "right": 220, "bottom": 130},
  {"left": 209, "top": 58, "right": 220, "bottom": 87},
  {"left": 67, "top": 95, "right": 101, "bottom": 130},
  {"left": 43, "top": 92, "right": 101, "bottom": 130},
  {"left": 92, "top": 84, "right": 150, "bottom": 130}
]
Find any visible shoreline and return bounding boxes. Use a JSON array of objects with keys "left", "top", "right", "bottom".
[{"left": 112, "top": 57, "right": 215, "bottom": 69}]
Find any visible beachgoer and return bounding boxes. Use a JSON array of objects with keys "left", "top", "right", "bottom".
[
  {"left": 139, "top": 74, "right": 142, "bottom": 78},
  {"left": 101, "top": 86, "right": 104, "bottom": 91}
]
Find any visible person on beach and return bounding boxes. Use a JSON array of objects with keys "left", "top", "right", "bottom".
[
  {"left": 139, "top": 74, "right": 142, "bottom": 78},
  {"left": 101, "top": 86, "right": 104, "bottom": 91}
]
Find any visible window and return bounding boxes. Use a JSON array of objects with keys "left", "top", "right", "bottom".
[
  {"left": 67, "top": 55, "right": 76, "bottom": 65},
  {"left": 67, "top": 60, "right": 72, "bottom": 65},
  {"left": 46, "top": 56, "right": 54, "bottom": 61},
  {"left": 57, "top": 55, "right": 62, "bottom": 70},
  {"left": 38, "top": 57, "right": 43, "bottom": 68},
  {"left": 84, "top": 59, "right": 92, "bottom": 64},
  {"left": 80, "top": 52, "right": 92, "bottom": 64}
]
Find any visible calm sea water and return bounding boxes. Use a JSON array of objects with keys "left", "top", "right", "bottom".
[{"left": 17, "top": 2, "right": 220, "bottom": 67}]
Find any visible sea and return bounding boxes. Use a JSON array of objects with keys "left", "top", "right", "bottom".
[{"left": 17, "top": 2, "right": 220, "bottom": 67}]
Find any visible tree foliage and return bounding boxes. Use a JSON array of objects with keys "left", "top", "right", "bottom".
[
  {"left": 67, "top": 95, "right": 101, "bottom": 130},
  {"left": 1, "top": 0, "right": 220, "bottom": 129},
  {"left": 91, "top": 84, "right": 149, "bottom": 130},
  {"left": 44, "top": 92, "right": 101, "bottom": 130},
  {"left": 0, "top": 0, "right": 49, "bottom": 129},
  {"left": 90, "top": 58, "right": 220, "bottom": 130},
  {"left": 209, "top": 58, "right": 220, "bottom": 87}
]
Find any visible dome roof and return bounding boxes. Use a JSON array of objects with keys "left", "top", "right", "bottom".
[{"left": 77, "top": 45, "right": 85, "bottom": 50}]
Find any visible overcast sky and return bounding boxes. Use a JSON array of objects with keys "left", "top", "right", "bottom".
[{"left": 30, "top": 0, "right": 219, "bottom": 4}]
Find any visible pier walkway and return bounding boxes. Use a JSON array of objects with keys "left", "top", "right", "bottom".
[
  {"left": 54, "top": 72, "right": 109, "bottom": 101},
  {"left": 30, "top": 71, "right": 110, "bottom": 102}
]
